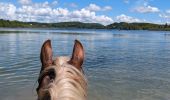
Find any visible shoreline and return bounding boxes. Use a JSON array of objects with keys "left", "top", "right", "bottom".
[
  {"left": 1, "top": 27, "right": 170, "bottom": 32},
  {"left": 1, "top": 19, "right": 170, "bottom": 31}
]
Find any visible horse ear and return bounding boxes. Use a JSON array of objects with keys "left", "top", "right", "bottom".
[
  {"left": 40, "top": 40, "right": 53, "bottom": 71},
  {"left": 68, "top": 40, "right": 84, "bottom": 70}
]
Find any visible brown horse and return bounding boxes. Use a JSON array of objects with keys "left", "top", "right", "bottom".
[{"left": 37, "top": 40, "right": 87, "bottom": 100}]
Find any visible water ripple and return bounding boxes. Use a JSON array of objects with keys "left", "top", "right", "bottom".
[{"left": 0, "top": 29, "right": 170, "bottom": 100}]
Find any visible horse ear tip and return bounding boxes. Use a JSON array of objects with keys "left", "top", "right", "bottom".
[
  {"left": 75, "top": 39, "right": 83, "bottom": 47},
  {"left": 75, "top": 39, "right": 80, "bottom": 43},
  {"left": 46, "top": 39, "right": 51, "bottom": 43},
  {"left": 43, "top": 39, "right": 51, "bottom": 46}
]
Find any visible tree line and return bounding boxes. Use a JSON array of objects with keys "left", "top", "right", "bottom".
[{"left": 0, "top": 19, "right": 170, "bottom": 31}]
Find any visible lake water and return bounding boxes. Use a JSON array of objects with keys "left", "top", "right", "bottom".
[{"left": 0, "top": 28, "right": 170, "bottom": 100}]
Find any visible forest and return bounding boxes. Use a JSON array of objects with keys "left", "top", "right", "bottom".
[{"left": 0, "top": 19, "right": 170, "bottom": 31}]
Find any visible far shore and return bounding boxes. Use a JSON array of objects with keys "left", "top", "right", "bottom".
[{"left": 1, "top": 19, "right": 170, "bottom": 31}]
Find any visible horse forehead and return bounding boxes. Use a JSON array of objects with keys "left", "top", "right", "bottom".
[{"left": 54, "top": 56, "right": 70, "bottom": 66}]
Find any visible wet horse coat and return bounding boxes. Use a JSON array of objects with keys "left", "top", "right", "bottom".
[{"left": 37, "top": 40, "right": 87, "bottom": 100}]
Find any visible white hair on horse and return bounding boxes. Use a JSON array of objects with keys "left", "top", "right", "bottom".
[{"left": 42, "top": 57, "right": 87, "bottom": 100}]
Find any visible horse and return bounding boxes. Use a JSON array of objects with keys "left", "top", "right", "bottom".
[{"left": 36, "top": 39, "right": 87, "bottom": 100}]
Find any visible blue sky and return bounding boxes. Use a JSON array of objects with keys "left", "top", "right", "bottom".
[{"left": 0, "top": 0, "right": 170, "bottom": 25}]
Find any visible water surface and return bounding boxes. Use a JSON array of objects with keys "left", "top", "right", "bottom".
[{"left": 0, "top": 28, "right": 170, "bottom": 100}]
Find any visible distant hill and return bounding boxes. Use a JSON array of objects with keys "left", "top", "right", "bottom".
[
  {"left": 0, "top": 19, "right": 105, "bottom": 29},
  {"left": 0, "top": 19, "right": 170, "bottom": 31},
  {"left": 107, "top": 22, "right": 170, "bottom": 31}
]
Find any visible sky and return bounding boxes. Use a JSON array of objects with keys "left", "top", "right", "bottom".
[{"left": 0, "top": 0, "right": 170, "bottom": 25}]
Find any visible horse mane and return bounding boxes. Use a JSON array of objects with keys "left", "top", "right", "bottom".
[{"left": 38, "top": 61, "right": 87, "bottom": 100}]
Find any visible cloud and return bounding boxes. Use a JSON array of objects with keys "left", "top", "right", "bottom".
[
  {"left": 70, "top": 8, "right": 113, "bottom": 24},
  {"left": 18, "top": 0, "right": 32, "bottom": 5},
  {"left": 103, "top": 6, "right": 112, "bottom": 11},
  {"left": 64, "top": 2, "right": 78, "bottom": 8},
  {"left": 123, "top": 0, "right": 129, "bottom": 4},
  {"left": 133, "top": 5, "right": 159, "bottom": 13},
  {"left": 159, "top": 9, "right": 170, "bottom": 19},
  {"left": 166, "top": 10, "right": 170, "bottom": 14},
  {"left": 0, "top": 3, "right": 16, "bottom": 20},
  {"left": 86, "top": 4, "right": 101, "bottom": 11},
  {"left": 116, "top": 14, "right": 145, "bottom": 23},
  {"left": 52, "top": 0, "right": 58, "bottom": 6},
  {"left": 69, "top": 3, "right": 78, "bottom": 8},
  {"left": 159, "top": 14, "right": 170, "bottom": 19},
  {"left": 85, "top": 3, "right": 112, "bottom": 11},
  {"left": 0, "top": 2, "right": 113, "bottom": 25}
]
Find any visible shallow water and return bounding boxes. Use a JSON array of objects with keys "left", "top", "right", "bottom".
[{"left": 0, "top": 28, "right": 170, "bottom": 100}]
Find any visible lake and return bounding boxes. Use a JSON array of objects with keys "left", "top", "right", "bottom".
[{"left": 0, "top": 28, "right": 170, "bottom": 100}]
